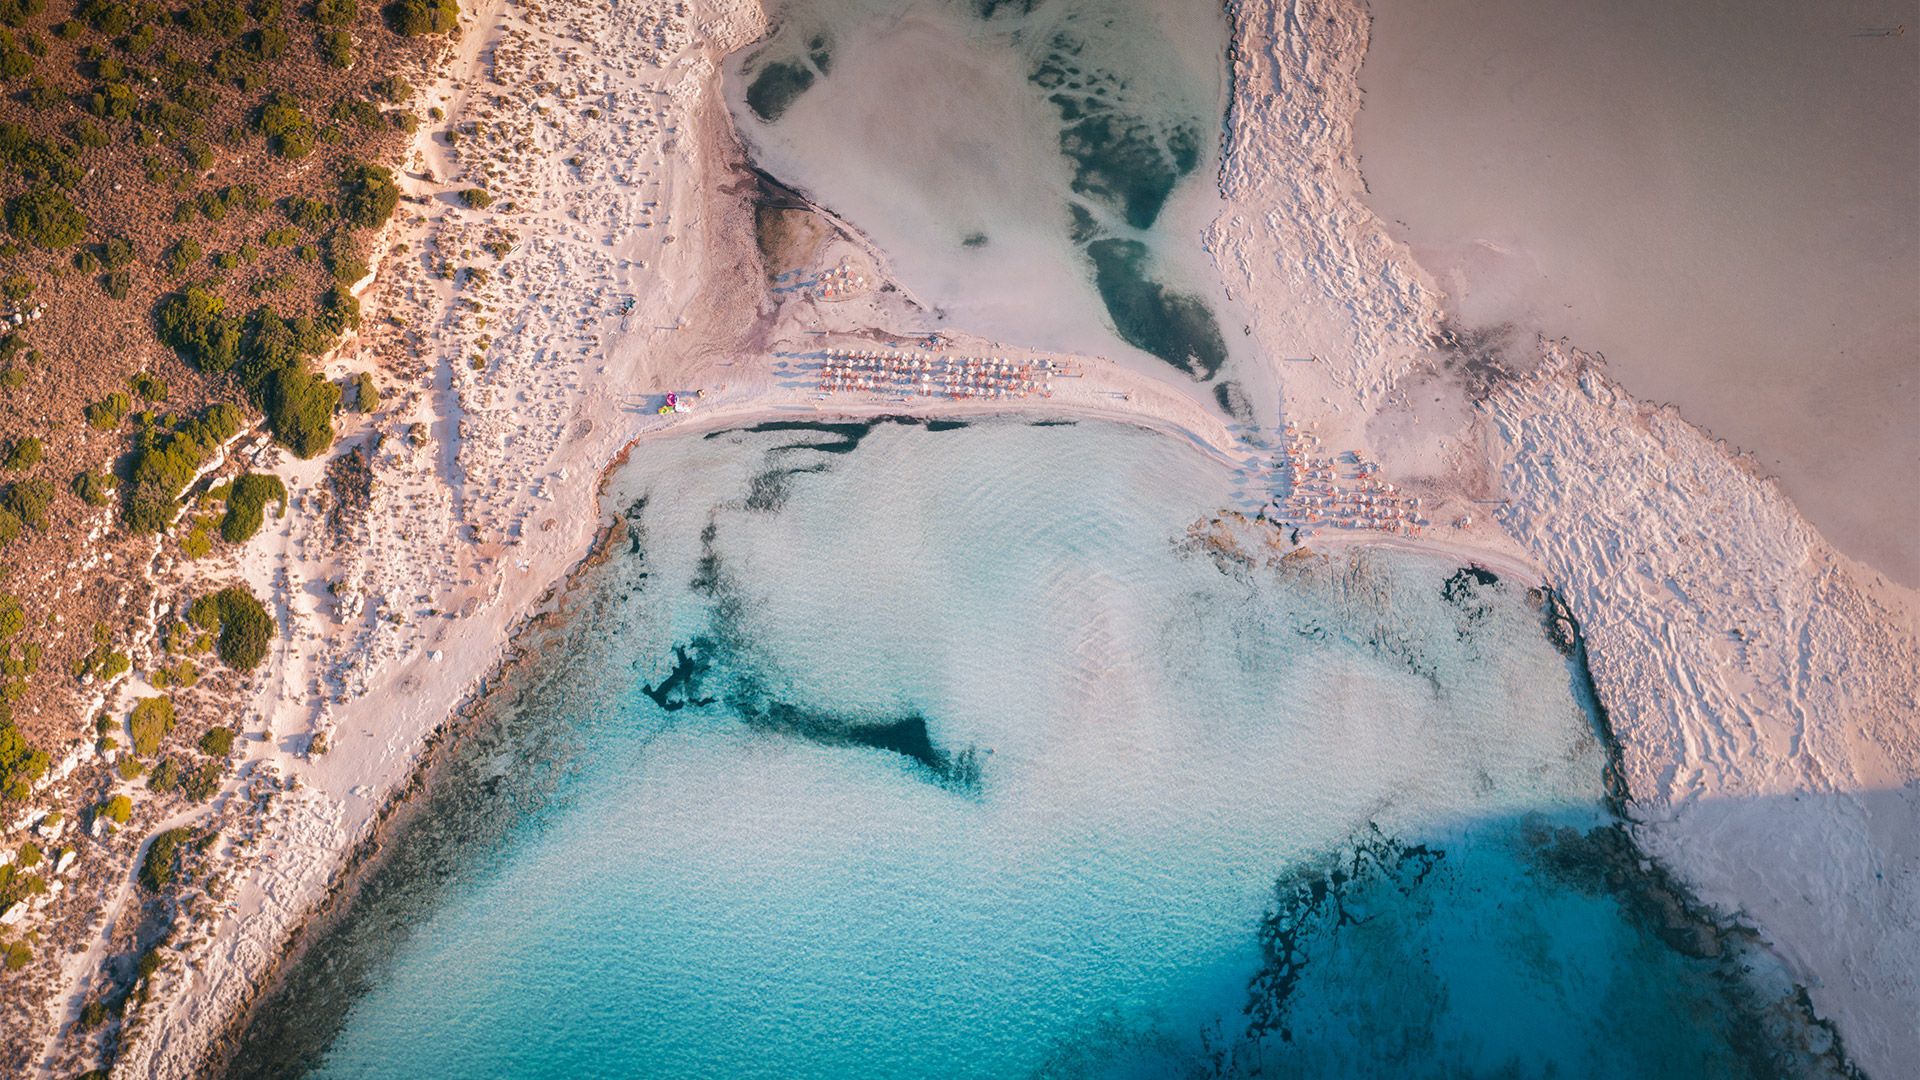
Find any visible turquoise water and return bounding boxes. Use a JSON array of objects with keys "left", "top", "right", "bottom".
[{"left": 232, "top": 419, "right": 1847, "bottom": 1078}]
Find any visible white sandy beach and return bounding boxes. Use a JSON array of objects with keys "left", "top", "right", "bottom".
[{"left": 33, "top": 0, "right": 1917, "bottom": 1075}]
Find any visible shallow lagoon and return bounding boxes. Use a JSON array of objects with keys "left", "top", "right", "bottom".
[
  {"left": 726, "top": 0, "right": 1233, "bottom": 379},
  {"left": 232, "top": 420, "right": 1846, "bottom": 1078}
]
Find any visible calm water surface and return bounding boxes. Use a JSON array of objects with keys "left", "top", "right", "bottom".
[
  {"left": 1356, "top": 0, "right": 1920, "bottom": 583},
  {"left": 232, "top": 420, "right": 1848, "bottom": 1078}
]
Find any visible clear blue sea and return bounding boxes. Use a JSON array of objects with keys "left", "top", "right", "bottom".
[{"left": 230, "top": 419, "right": 1848, "bottom": 1079}]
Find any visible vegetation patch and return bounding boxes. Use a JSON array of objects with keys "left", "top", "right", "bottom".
[
  {"left": 385, "top": 0, "right": 458, "bottom": 36},
  {"left": 122, "top": 403, "right": 246, "bottom": 534},
  {"left": 0, "top": 719, "right": 47, "bottom": 800},
  {"left": 221, "top": 472, "right": 287, "bottom": 542},
  {"left": 339, "top": 160, "right": 400, "bottom": 228},
  {"left": 85, "top": 392, "right": 131, "bottom": 431},
  {"left": 128, "top": 695, "right": 175, "bottom": 757},
  {"left": 198, "top": 725, "right": 234, "bottom": 756},
  {"left": 2, "top": 435, "right": 41, "bottom": 470},
  {"left": 139, "top": 827, "right": 193, "bottom": 891},
  {"left": 190, "top": 584, "right": 275, "bottom": 672},
  {"left": 5, "top": 187, "right": 85, "bottom": 248}
]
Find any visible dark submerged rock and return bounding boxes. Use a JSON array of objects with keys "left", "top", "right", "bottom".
[{"left": 1085, "top": 238, "right": 1226, "bottom": 379}]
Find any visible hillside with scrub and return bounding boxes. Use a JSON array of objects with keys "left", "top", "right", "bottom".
[{"left": 0, "top": 0, "right": 456, "bottom": 1068}]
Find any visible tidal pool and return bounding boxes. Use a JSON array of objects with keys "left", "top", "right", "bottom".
[{"left": 231, "top": 419, "right": 1849, "bottom": 1078}]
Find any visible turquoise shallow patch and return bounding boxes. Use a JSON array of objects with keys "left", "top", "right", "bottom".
[{"left": 234, "top": 420, "right": 1846, "bottom": 1079}]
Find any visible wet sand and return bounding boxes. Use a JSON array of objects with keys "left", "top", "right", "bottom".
[{"left": 1355, "top": 0, "right": 1920, "bottom": 584}]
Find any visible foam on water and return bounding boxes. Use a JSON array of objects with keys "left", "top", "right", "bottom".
[{"left": 233, "top": 419, "right": 1847, "bottom": 1079}]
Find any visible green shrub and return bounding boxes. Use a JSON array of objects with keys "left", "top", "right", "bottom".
[
  {"left": 0, "top": 478, "right": 51, "bottom": 531},
  {"left": 220, "top": 471, "right": 285, "bottom": 542},
  {"left": 86, "top": 392, "right": 132, "bottom": 430},
  {"left": 2, "top": 434, "right": 38, "bottom": 468},
  {"left": 236, "top": 304, "right": 302, "bottom": 393},
  {"left": 349, "top": 370, "right": 379, "bottom": 412},
  {"left": 0, "top": 29, "right": 31, "bottom": 80},
  {"left": 329, "top": 97, "right": 380, "bottom": 130},
  {"left": 320, "top": 282, "right": 360, "bottom": 332},
  {"left": 374, "top": 74, "right": 410, "bottom": 102},
  {"left": 0, "top": 121, "right": 80, "bottom": 187},
  {"left": 78, "top": 0, "right": 131, "bottom": 34},
  {"left": 130, "top": 371, "right": 168, "bottom": 402},
  {"left": 145, "top": 756, "right": 176, "bottom": 790},
  {"left": 0, "top": 720, "right": 48, "bottom": 800},
  {"left": 159, "top": 658, "right": 196, "bottom": 687},
  {"left": 4, "top": 187, "right": 82, "bottom": 247},
  {"left": 72, "top": 470, "right": 114, "bottom": 506},
  {"left": 179, "top": 522, "right": 212, "bottom": 557},
  {"left": 20, "top": 77, "right": 59, "bottom": 108},
  {"left": 98, "top": 235, "right": 134, "bottom": 270},
  {"left": 80, "top": 1000, "right": 109, "bottom": 1028},
  {"left": 2, "top": 436, "right": 39, "bottom": 470},
  {"left": 128, "top": 695, "right": 174, "bottom": 756},
  {"left": 179, "top": 0, "right": 246, "bottom": 34},
  {"left": 385, "top": 0, "right": 456, "bottom": 35},
  {"left": 319, "top": 28, "right": 352, "bottom": 68},
  {"left": 101, "top": 270, "right": 130, "bottom": 299},
  {"left": 182, "top": 140, "right": 215, "bottom": 172},
  {"left": 139, "top": 826, "right": 191, "bottom": 890},
  {"left": 264, "top": 366, "right": 337, "bottom": 458},
  {"left": 162, "top": 236, "right": 202, "bottom": 276},
  {"left": 154, "top": 287, "right": 239, "bottom": 373},
  {"left": 122, "top": 402, "right": 246, "bottom": 533},
  {"left": 325, "top": 234, "right": 367, "bottom": 286},
  {"left": 181, "top": 759, "right": 219, "bottom": 800},
  {"left": 243, "top": 23, "right": 288, "bottom": 61},
  {"left": 456, "top": 187, "right": 491, "bottom": 209},
  {"left": 337, "top": 160, "right": 397, "bottom": 228},
  {"left": 254, "top": 92, "right": 314, "bottom": 158},
  {"left": 0, "top": 596, "right": 19, "bottom": 637},
  {"left": 283, "top": 195, "right": 333, "bottom": 230},
  {"left": 2, "top": 939, "right": 29, "bottom": 970},
  {"left": 0, "top": 0, "right": 46, "bottom": 31},
  {"left": 198, "top": 725, "right": 234, "bottom": 756},
  {"left": 101, "top": 793, "right": 131, "bottom": 823},
  {"left": 192, "top": 584, "right": 274, "bottom": 671},
  {"left": 115, "top": 755, "right": 142, "bottom": 780}
]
